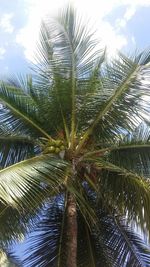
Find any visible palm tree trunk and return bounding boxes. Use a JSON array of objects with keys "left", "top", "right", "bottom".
[{"left": 66, "top": 193, "right": 77, "bottom": 267}]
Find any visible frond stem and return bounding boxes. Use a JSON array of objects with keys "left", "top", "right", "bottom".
[
  {"left": 82, "top": 143, "right": 150, "bottom": 159},
  {"left": 55, "top": 19, "right": 77, "bottom": 148}
]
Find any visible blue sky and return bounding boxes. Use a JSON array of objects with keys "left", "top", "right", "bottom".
[{"left": 0, "top": 0, "right": 150, "bottom": 78}]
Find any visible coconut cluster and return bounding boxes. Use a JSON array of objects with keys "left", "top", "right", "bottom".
[{"left": 43, "top": 139, "right": 65, "bottom": 154}]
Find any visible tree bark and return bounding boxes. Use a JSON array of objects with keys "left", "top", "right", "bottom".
[{"left": 66, "top": 193, "right": 77, "bottom": 267}]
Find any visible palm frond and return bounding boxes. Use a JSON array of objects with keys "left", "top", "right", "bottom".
[
  {"left": 81, "top": 152, "right": 150, "bottom": 234},
  {"left": 0, "top": 250, "right": 21, "bottom": 267},
  {"left": 105, "top": 123, "right": 150, "bottom": 177},
  {"left": 76, "top": 52, "right": 150, "bottom": 152},
  {"left": 96, "top": 205, "right": 150, "bottom": 267},
  {"left": 0, "top": 154, "right": 69, "bottom": 208},
  {"left": 77, "top": 210, "right": 111, "bottom": 267},
  {"left": 84, "top": 189, "right": 150, "bottom": 267},
  {"left": 0, "top": 133, "right": 36, "bottom": 168},
  {"left": 90, "top": 158, "right": 150, "bottom": 233},
  {"left": 23, "top": 195, "right": 68, "bottom": 267},
  {"left": 33, "top": 6, "right": 104, "bottom": 144},
  {"left": 109, "top": 145, "right": 150, "bottom": 178},
  {"left": 0, "top": 203, "right": 30, "bottom": 247},
  {"left": 0, "top": 81, "right": 51, "bottom": 138},
  {"left": 37, "top": 5, "right": 102, "bottom": 81},
  {"left": 83, "top": 123, "right": 150, "bottom": 176}
]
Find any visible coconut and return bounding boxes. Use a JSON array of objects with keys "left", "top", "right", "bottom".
[
  {"left": 60, "top": 145, "right": 65, "bottom": 151},
  {"left": 49, "top": 140, "right": 56, "bottom": 146},
  {"left": 48, "top": 146, "right": 55, "bottom": 153},
  {"left": 55, "top": 140, "right": 63, "bottom": 147},
  {"left": 55, "top": 147, "right": 60, "bottom": 153}
]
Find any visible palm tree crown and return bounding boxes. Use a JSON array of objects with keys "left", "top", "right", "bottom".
[{"left": 0, "top": 5, "right": 150, "bottom": 267}]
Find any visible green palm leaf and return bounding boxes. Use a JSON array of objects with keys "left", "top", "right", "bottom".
[
  {"left": 96, "top": 207, "right": 150, "bottom": 267},
  {"left": 0, "top": 250, "right": 21, "bottom": 267},
  {"left": 93, "top": 158, "right": 150, "bottom": 232},
  {"left": 0, "top": 134, "right": 35, "bottom": 167},
  {"left": 77, "top": 53, "right": 150, "bottom": 152},
  {"left": 23, "top": 195, "right": 67, "bottom": 267},
  {"left": 108, "top": 123, "right": 150, "bottom": 177},
  {"left": 77, "top": 212, "right": 111, "bottom": 267},
  {"left": 0, "top": 81, "right": 51, "bottom": 138},
  {"left": 83, "top": 123, "right": 150, "bottom": 176},
  {"left": 0, "top": 203, "right": 30, "bottom": 246},
  {"left": 34, "top": 5, "right": 104, "bottom": 146},
  {"left": 0, "top": 154, "right": 69, "bottom": 207}
]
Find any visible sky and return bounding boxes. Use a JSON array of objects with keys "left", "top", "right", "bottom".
[{"left": 0, "top": 0, "right": 150, "bottom": 78}]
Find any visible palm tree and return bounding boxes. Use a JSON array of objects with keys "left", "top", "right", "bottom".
[{"left": 1, "top": 5, "right": 150, "bottom": 267}]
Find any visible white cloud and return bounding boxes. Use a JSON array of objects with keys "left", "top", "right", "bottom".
[
  {"left": 115, "top": 0, "right": 150, "bottom": 30},
  {"left": 0, "top": 13, "right": 14, "bottom": 33},
  {"left": 124, "top": 5, "right": 136, "bottom": 20},
  {"left": 0, "top": 47, "right": 6, "bottom": 59},
  {"left": 116, "top": 5, "right": 136, "bottom": 29},
  {"left": 97, "top": 22, "right": 127, "bottom": 58},
  {"left": 16, "top": 0, "right": 150, "bottom": 62}
]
